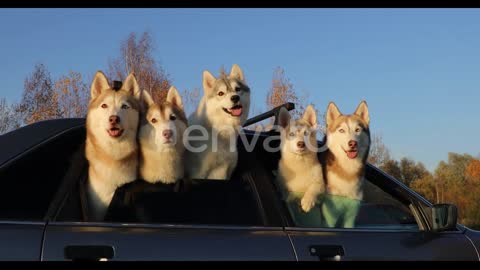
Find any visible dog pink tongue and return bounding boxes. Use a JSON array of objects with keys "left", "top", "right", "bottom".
[
  {"left": 109, "top": 129, "right": 122, "bottom": 137},
  {"left": 347, "top": 151, "right": 358, "bottom": 159},
  {"left": 230, "top": 107, "right": 243, "bottom": 116}
]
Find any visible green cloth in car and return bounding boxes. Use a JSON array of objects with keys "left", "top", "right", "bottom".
[
  {"left": 321, "top": 194, "right": 362, "bottom": 228},
  {"left": 284, "top": 192, "right": 362, "bottom": 228},
  {"left": 284, "top": 192, "right": 324, "bottom": 227}
]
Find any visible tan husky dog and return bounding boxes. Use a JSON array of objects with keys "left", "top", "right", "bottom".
[
  {"left": 320, "top": 101, "right": 370, "bottom": 228},
  {"left": 322, "top": 101, "right": 370, "bottom": 200},
  {"left": 85, "top": 71, "right": 141, "bottom": 221},
  {"left": 138, "top": 86, "right": 188, "bottom": 184}
]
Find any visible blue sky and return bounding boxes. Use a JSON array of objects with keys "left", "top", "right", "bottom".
[{"left": 1, "top": 8, "right": 479, "bottom": 171}]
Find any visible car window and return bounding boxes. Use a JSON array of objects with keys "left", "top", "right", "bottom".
[
  {"left": 271, "top": 170, "right": 420, "bottom": 230},
  {"left": 56, "top": 145, "right": 268, "bottom": 227},
  {"left": 104, "top": 177, "right": 264, "bottom": 226},
  {"left": 0, "top": 126, "right": 85, "bottom": 221}
]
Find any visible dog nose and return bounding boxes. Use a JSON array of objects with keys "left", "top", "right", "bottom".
[
  {"left": 109, "top": 115, "right": 120, "bottom": 124},
  {"left": 163, "top": 129, "right": 173, "bottom": 139},
  {"left": 230, "top": 95, "right": 240, "bottom": 103},
  {"left": 297, "top": 141, "right": 306, "bottom": 148},
  {"left": 348, "top": 140, "right": 357, "bottom": 148}
]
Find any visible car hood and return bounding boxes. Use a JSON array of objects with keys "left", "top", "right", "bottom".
[{"left": 464, "top": 226, "right": 480, "bottom": 259}]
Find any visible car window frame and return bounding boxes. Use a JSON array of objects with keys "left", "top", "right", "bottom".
[
  {"left": 0, "top": 121, "right": 85, "bottom": 223},
  {"left": 46, "top": 128, "right": 289, "bottom": 229},
  {"left": 0, "top": 118, "right": 85, "bottom": 168},
  {"left": 280, "top": 161, "right": 465, "bottom": 234},
  {"left": 41, "top": 122, "right": 466, "bottom": 234}
]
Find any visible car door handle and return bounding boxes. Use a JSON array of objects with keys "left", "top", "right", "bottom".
[
  {"left": 309, "top": 245, "right": 345, "bottom": 261},
  {"left": 64, "top": 245, "right": 115, "bottom": 261}
]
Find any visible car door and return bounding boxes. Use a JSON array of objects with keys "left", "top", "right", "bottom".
[
  {"left": 0, "top": 121, "right": 85, "bottom": 260},
  {"left": 41, "top": 143, "right": 295, "bottom": 261},
  {"left": 42, "top": 223, "right": 293, "bottom": 261},
  {"left": 283, "top": 166, "right": 479, "bottom": 261}
]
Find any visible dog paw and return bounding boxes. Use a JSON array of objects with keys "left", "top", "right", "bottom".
[{"left": 301, "top": 195, "right": 316, "bottom": 212}]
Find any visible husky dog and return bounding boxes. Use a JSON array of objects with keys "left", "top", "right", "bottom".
[
  {"left": 320, "top": 100, "right": 371, "bottom": 228},
  {"left": 276, "top": 105, "right": 325, "bottom": 213},
  {"left": 138, "top": 86, "right": 188, "bottom": 184},
  {"left": 185, "top": 64, "right": 250, "bottom": 180},
  {"left": 85, "top": 71, "right": 141, "bottom": 221}
]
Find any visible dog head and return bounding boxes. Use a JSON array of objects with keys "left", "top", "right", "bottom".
[
  {"left": 139, "top": 86, "right": 188, "bottom": 152},
  {"left": 86, "top": 71, "right": 141, "bottom": 143},
  {"left": 202, "top": 64, "right": 250, "bottom": 128},
  {"left": 278, "top": 105, "right": 318, "bottom": 156},
  {"left": 326, "top": 100, "right": 371, "bottom": 162}
]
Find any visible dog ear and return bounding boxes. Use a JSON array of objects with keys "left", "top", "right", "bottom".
[
  {"left": 123, "top": 72, "right": 141, "bottom": 97},
  {"left": 203, "top": 70, "right": 216, "bottom": 96},
  {"left": 303, "top": 105, "right": 317, "bottom": 130},
  {"left": 90, "top": 71, "right": 110, "bottom": 100},
  {"left": 354, "top": 100, "right": 369, "bottom": 125},
  {"left": 326, "top": 102, "right": 342, "bottom": 127},
  {"left": 229, "top": 64, "right": 244, "bottom": 82},
  {"left": 278, "top": 107, "right": 291, "bottom": 129},
  {"left": 141, "top": 90, "right": 155, "bottom": 108},
  {"left": 166, "top": 86, "right": 184, "bottom": 111}
]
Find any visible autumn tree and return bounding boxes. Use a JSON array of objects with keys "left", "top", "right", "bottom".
[
  {"left": 266, "top": 66, "right": 318, "bottom": 125},
  {"left": 181, "top": 87, "right": 201, "bottom": 117},
  {"left": 17, "top": 63, "right": 60, "bottom": 125},
  {"left": 433, "top": 153, "right": 475, "bottom": 224},
  {"left": 380, "top": 159, "right": 402, "bottom": 180},
  {"left": 0, "top": 98, "right": 21, "bottom": 135},
  {"left": 410, "top": 174, "right": 436, "bottom": 202},
  {"left": 434, "top": 153, "right": 473, "bottom": 203},
  {"left": 54, "top": 71, "right": 89, "bottom": 118},
  {"left": 465, "top": 159, "right": 480, "bottom": 184},
  {"left": 400, "top": 158, "right": 430, "bottom": 187},
  {"left": 380, "top": 157, "right": 430, "bottom": 187},
  {"left": 464, "top": 158, "right": 480, "bottom": 227},
  {"left": 108, "top": 31, "right": 170, "bottom": 103},
  {"left": 368, "top": 134, "right": 391, "bottom": 167}
]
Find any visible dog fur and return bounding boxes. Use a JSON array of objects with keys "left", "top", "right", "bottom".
[
  {"left": 321, "top": 100, "right": 371, "bottom": 201},
  {"left": 185, "top": 64, "right": 250, "bottom": 180},
  {"left": 276, "top": 105, "right": 325, "bottom": 212},
  {"left": 85, "top": 71, "right": 141, "bottom": 221},
  {"left": 138, "top": 86, "right": 188, "bottom": 184}
]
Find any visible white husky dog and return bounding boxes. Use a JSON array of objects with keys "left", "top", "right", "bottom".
[
  {"left": 185, "top": 64, "right": 250, "bottom": 180},
  {"left": 138, "top": 86, "right": 188, "bottom": 184},
  {"left": 276, "top": 105, "right": 325, "bottom": 213},
  {"left": 85, "top": 71, "right": 141, "bottom": 221}
]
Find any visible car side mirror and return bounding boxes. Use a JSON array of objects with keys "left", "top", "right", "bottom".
[{"left": 430, "top": 204, "right": 458, "bottom": 232}]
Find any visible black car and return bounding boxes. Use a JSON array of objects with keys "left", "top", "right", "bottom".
[{"left": 0, "top": 104, "right": 479, "bottom": 261}]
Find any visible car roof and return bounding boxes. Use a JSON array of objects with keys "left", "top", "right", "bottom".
[
  {"left": 0, "top": 118, "right": 273, "bottom": 168},
  {"left": 0, "top": 118, "right": 85, "bottom": 167}
]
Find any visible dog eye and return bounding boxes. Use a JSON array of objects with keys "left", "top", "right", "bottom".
[
  {"left": 355, "top": 128, "right": 361, "bottom": 132},
  {"left": 235, "top": 87, "right": 241, "bottom": 92},
  {"left": 289, "top": 132, "right": 295, "bottom": 137},
  {"left": 339, "top": 129, "right": 345, "bottom": 133},
  {"left": 121, "top": 104, "right": 130, "bottom": 110},
  {"left": 101, "top": 104, "right": 108, "bottom": 109},
  {"left": 170, "top": 114, "right": 177, "bottom": 121},
  {"left": 218, "top": 91, "right": 224, "bottom": 96},
  {"left": 151, "top": 118, "right": 157, "bottom": 123}
]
